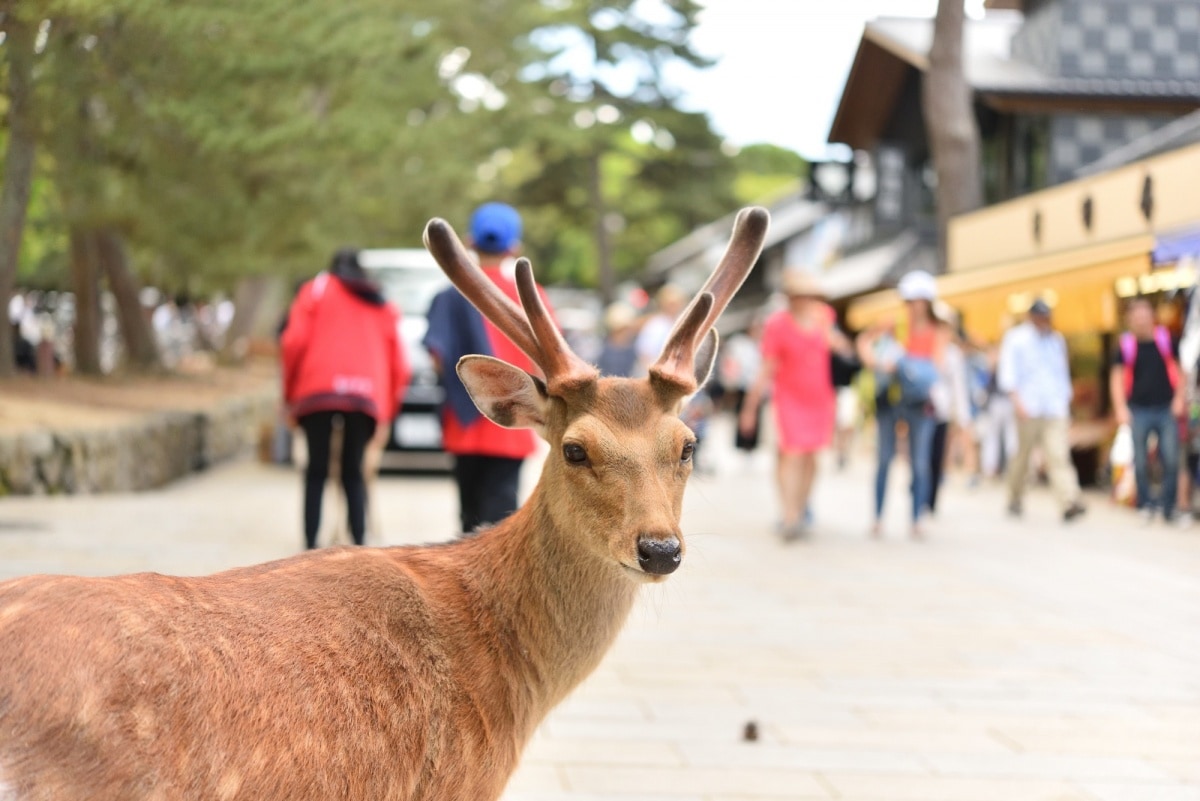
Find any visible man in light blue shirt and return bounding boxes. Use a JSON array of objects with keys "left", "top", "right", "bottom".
[{"left": 997, "top": 299, "right": 1086, "bottom": 522}]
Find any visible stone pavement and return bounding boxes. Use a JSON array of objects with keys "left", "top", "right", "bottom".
[{"left": 1, "top": 417, "right": 1198, "bottom": 801}]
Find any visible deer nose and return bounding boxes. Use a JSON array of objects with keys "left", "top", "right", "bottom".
[{"left": 636, "top": 535, "right": 682, "bottom": 575}]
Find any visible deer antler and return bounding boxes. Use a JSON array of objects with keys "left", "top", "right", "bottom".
[
  {"left": 423, "top": 218, "right": 598, "bottom": 394},
  {"left": 650, "top": 206, "right": 770, "bottom": 394},
  {"left": 513, "top": 258, "right": 598, "bottom": 394}
]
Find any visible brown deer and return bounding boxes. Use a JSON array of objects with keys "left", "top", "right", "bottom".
[{"left": 0, "top": 207, "right": 769, "bottom": 801}]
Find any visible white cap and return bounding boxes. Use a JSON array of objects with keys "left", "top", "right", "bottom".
[{"left": 897, "top": 270, "right": 937, "bottom": 301}]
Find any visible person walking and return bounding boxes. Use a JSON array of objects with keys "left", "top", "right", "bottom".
[
  {"left": 595, "top": 302, "right": 640, "bottom": 378},
  {"left": 281, "top": 248, "right": 410, "bottom": 549},
  {"left": 998, "top": 298, "right": 1086, "bottom": 522},
  {"left": 928, "top": 301, "right": 972, "bottom": 515},
  {"left": 423, "top": 202, "right": 551, "bottom": 535},
  {"left": 721, "top": 314, "right": 765, "bottom": 456},
  {"left": 1109, "top": 296, "right": 1187, "bottom": 525},
  {"left": 739, "top": 271, "right": 852, "bottom": 540},
  {"left": 856, "top": 270, "right": 941, "bottom": 539}
]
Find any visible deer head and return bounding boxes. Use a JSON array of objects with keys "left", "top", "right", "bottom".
[{"left": 423, "top": 207, "right": 769, "bottom": 583}]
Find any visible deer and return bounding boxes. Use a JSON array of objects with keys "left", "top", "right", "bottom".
[{"left": 0, "top": 206, "right": 769, "bottom": 801}]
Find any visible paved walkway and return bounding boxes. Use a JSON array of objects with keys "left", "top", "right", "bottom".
[{"left": 1, "top": 417, "right": 1198, "bottom": 801}]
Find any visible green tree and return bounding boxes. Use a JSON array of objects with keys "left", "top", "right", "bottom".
[
  {"left": 499, "top": 0, "right": 738, "bottom": 298},
  {"left": 0, "top": 4, "right": 39, "bottom": 377}
]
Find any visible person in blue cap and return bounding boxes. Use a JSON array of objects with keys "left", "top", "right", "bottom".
[{"left": 423, "top": 202, "right": 555, "bottom": 535}]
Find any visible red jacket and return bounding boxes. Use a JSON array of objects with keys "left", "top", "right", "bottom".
[{"left": 281, "top": 273, "right": 410, "bottom": 424}]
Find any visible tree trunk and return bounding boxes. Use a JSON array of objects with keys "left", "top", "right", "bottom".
[
  {"left": 219, "top": 274, "right": 275, "bottom": 364},
  {"left": 69, "top": 227, "right": 104, "bottom": 375},
  {"left": 921, "top": 0, "right": 983, "bottom": 272},
  {"left": 0, "top": 10, "right": 38, "bottom": 378},
  {"left": 588, "top": 151, "right": 615, "bottom": 305},
  {"left": 95, "top": 228, "right": 162, "bottom": 371}
]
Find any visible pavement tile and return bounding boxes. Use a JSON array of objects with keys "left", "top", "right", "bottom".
[
  {"left": 1081, "top": 784, "right": 1200, "bottom": 801},
  {"left": 820, "top": 775, "right": 1092, "bottom": 801},
  {"left": 560, "top": 765, "right": 830, "bottom": 798}
]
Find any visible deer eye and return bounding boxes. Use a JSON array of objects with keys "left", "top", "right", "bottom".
[
  {"left": 562, "top": 443, "right": 589, "bottom": 465},
  {"left": 681, "top": 442, "right": 696, "bottom": 463}
]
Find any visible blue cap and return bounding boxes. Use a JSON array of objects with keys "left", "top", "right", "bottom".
[
  {"left": 469, "top": 202, "right": 522, "bottom": 254},
  {"left": 1029, "top": 298, "right": 1051, "bottom": 316}
]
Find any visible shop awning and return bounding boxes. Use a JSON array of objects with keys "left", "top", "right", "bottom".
[
  {"left": 1153, "top": 225, "right": 1200, "bottom": 265},
  {"left": 848, "top": 234, "right": 1155, "bottom": 340}
]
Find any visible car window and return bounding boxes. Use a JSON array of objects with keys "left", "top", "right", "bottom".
[{"left": 370, "top": 268, "right": 448, "bottom": 318}]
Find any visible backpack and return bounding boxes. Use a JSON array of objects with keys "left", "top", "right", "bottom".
[
  {"left": 1118, "top": 326, "right": 1179, "bottom": 397},
  {"left": 894, "top": 355, "right": 938, "bottom": 405}
]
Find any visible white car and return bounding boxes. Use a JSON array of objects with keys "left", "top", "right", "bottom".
[{"left": 359, "top": 249, "right": 453, "bottom": 471}]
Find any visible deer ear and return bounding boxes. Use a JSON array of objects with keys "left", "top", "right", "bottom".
[
  {"left": 457, "top": 355, "right": 549, "bottom": 431},
  {"left": 692, "top": 329, "right": 719, "bottom": 388}
]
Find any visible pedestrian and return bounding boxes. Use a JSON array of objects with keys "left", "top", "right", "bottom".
[
  {"left": 281, "top": 248, "right": 410, "bottom": 549},
  {"left": 595, "top": 302, "right": 639, "bottom": 378},
  {"left": 635, "top": 284, "right": 687, "bottom": 376},
  {"left": 423, "top": 202, "right": 551, "bottom": 535},
  {"left": 720, "top": 315, "right": 765, "bottom": 455},
  {"left": 739, "top": 271, "right": 853, "bottom": 540},
  {"left": 1109, "top": 296, "right": 1188, "bottom": 526},
  {"left": 927, "top": 301, "right": 972, "bottom": 515},
  {"left": 856, "top": 270, "right": 941, "bottom": 540},
  {"left": 998, "top": 298, "right": 1086, "bottom": 522}
]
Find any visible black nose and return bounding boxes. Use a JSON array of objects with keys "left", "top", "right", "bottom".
[{"left": 636, "top": 536, "right": 682, "bottom": 575}]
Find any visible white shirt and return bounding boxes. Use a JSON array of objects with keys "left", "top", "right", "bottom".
[{"left": 997, "top": 321, "right": 1073, "bottom": 419}]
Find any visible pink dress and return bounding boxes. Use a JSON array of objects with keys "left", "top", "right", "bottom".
[{"left": 761, "top": 306, "right": 836, "bottom": 454}]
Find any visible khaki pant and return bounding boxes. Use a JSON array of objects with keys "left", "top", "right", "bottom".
[{"left": 1007, "top": 416, "right": 1080, "bottom": 510}]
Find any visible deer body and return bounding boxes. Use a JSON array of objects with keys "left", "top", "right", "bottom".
[
  {"left": 0, "top": 209, "right": 768, "bottom": 800},
  {"left": 0, "top": 494, "right": 636, "bottom": 800}
]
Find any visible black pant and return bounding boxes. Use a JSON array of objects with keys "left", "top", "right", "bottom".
[
  {"left": 452, "top": 454, "right": 523, "bottom": 535},
  {"left": 300, "top": 411, "right": 376, "bottom": 549},
  {"left": 929, "top": 420, "right": 949, "bottom": 514}
]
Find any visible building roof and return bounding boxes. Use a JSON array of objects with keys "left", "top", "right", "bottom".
[
  {"left": 829, "top": 12, "right": 1200, "bottom": 150},
  {"left": 645, "top": 193, "right": 827, "bottom": 281},
  {"left": 1075, "top": 109, "right": 1200, "bottom": 176}
]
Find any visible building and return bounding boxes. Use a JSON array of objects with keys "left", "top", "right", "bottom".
[{"left": 821, "top": 0, "right": 1200, "bottom": 310}]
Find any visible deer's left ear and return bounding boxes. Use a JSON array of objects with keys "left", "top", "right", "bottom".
[
  {"left": 457, "top": 355, "right": 549, "bottom": 432},
  {"left": 693, "top": 329, "right": 719, "bottom": 388}
]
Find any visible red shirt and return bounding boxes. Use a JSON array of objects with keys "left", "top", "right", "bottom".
[
  {"left": 281, "top": 274, "right": 410, "bottom": 424},
  {"left": 436, "top": 266, "right": 544, "bottom": 459}
]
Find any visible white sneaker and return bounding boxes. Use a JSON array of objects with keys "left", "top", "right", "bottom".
[
  {"left": 1172, "top": 513, "right": 1194, "bottom": 529},
  {"left": 1139, "top": 508, "right": 1156, "bottom": 526}
]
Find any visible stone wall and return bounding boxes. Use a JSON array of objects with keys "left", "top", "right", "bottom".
[{"left": 0, "top": 390, "right": 276, "bottom": 496}]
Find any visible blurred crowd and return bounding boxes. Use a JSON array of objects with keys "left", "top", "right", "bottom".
[
  {"left": 7, "top": 288, "right": 235, "bottom": 375},
  {"left": 591, "top": 265, "right": 1199, "bottom": 542}
]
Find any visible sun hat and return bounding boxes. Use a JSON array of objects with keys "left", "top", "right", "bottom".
[
  {"left": 897, "top": 270, "right": 937, "bottom": 301},
  {"left": 781, "top": 270, "right": 825, "bottom": 298},
  {"left": 469, "top": 202, "right": 522, "bottom": 254}
]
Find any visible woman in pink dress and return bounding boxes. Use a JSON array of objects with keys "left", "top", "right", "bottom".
[{"left": 739, "top": 271, "right": 854, "bottom": 540}]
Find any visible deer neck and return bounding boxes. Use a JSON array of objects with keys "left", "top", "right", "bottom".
[{"left": 467, "top": 483, "right": 639, "bottom": 715}]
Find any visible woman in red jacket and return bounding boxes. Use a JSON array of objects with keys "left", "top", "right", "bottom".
[{"left": 281, "top": 249, "right": 410, "bottom": 548}]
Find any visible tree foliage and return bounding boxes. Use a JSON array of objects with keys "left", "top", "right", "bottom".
[{"left": 0, "top": 0, "right": 802, "bottom": 370}]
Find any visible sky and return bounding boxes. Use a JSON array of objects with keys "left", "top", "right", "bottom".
[{"left": 668, "top": 0, "right": 985, "bottom": 161}]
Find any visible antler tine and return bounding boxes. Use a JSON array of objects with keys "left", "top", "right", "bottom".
[
  {"left": 423, "top": 218, "right": 543, "bottom": 367},
  {"left": 514, "top": 259, "right": 599, "bottom": 394},
  {"left": 692, "top": 206, "right": 770, "bottom": 335},
  {"left": 648, "top": 292, "right": 714, "bottom": 395},
  {"left": 650, "top": 207, "right": 769, "bottom": 391}
]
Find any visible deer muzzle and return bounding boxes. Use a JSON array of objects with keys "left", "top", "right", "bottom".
[{"left": 636, "top": 535, "right": 682, "bottom": 575}]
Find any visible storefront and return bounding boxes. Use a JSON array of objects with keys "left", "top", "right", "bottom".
[{"left": 850, "top": 141, "right": 1200, "bottom": 341}]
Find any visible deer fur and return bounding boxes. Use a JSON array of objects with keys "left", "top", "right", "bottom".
[{"left": 0, "top": 207, "right": 768, "bottom": 801}]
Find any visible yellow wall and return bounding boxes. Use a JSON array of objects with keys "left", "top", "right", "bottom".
[{"left": 948, "top": 142, "right": 1200, "bottom": 274}]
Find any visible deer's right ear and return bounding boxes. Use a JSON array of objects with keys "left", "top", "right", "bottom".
[{"left": 457, "top": 355, "right": 549, "bottom": 431}]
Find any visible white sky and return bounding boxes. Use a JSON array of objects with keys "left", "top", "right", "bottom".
[{"left": 668, "top": 0, "right": 985, "bottom": 160}]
